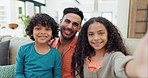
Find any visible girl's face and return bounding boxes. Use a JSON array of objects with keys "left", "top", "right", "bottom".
[
  {"left": 33, "top": 24, "right": 53, "bottom": 44},
  {"left": 87, "top": 22, "right": 108, "bottom": 51}
]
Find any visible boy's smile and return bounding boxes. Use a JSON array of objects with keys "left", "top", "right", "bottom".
[{"left": 33, "top": 25, "right": 53, "bottom": 44}]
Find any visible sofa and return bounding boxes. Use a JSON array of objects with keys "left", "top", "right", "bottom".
[
  {"left": 0, "top": 35, "right": 33, "bottom": 78},
  {"left": 0, "top": 35, "right": 140, "bottom": 78}
]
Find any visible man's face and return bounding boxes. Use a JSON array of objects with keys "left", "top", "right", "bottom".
[{"left": 60, "top": 13, "right": 81, "bottom": 40}]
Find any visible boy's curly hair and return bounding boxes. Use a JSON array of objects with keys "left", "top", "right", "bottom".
[
  {"left": 72, "top": 17, "right": 128, "bottom": 78},
  {"left": 25, "top": 13, "right": 59, "bottom": 41}
]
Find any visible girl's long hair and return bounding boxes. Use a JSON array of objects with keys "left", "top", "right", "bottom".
[{"left": 72, "top": 17, "right": 128, "bottom": 78}]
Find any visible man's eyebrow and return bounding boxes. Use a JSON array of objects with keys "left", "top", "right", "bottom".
[{"left": 73, "top": 22, "right": 79, "bottom": 25}]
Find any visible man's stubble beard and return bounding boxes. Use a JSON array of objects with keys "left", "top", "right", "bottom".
[{"left": 60, "top": 30, "right": 76, "bottom": 40}]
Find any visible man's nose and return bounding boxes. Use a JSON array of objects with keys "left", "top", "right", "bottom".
[{"left": 67, "top": 23, "right": 73, "bottom": 29}]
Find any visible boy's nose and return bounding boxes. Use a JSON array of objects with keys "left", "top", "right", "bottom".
[{"left": 40, "top": 29, "right": 46, "bottom": 34}]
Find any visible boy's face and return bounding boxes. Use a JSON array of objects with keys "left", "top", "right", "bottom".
[
  {"left": 87, "top": 22, "right": 108, "bottom": 51},
  {"left": 33, "top": 24, "right": 53, "bottom": 44},
  {"left": 59, "top": 13, "right": 81, "bottom": 40}
]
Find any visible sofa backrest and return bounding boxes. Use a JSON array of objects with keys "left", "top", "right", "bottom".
[
  {"left": 9, "top": 37, "right": 33, "bottom": 64},
  {"left": 124, "top": 38, "right": 140, "bottom": 55},
  {"left": 0, "top": 36, "right": 141, "bottom": 65},
  {"left": 0, "top": 36, "right": 33, "bottom": 64}
]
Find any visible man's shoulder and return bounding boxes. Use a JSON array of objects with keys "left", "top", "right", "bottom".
[{"left": 49, "top": 37, "right": 59, "bottom": 47}]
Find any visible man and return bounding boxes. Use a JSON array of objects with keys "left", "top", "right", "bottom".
[{"left": 49, "top": 7, "right": 84, "bottom": 78}]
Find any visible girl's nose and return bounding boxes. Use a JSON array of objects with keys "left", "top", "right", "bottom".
[{"left": 94, "top": 34, "right": 100, "bottom": 40}]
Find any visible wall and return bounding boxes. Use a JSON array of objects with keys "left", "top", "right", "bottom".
[
  {"left": 0, "top": 0, "right": 130, "bottom": 38},
  {"left": 116, "top": 0, "right": 130, "bottom": 38}
]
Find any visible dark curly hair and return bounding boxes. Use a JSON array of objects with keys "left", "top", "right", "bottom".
[
  {"left": 62, "top": 7, "right": 84, "bottom": 23},
  {"left": 72, "top": 17, "right": 128, "bottom": 78},
  {"left": 25, "top": 13, "right": 59, "bottom": 41}
]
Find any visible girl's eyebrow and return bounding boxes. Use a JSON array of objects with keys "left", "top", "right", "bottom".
[
  {"left": 88, "top": 29, "right": 105, "bottom": 32},
  {"left": 98, "top": 30, "right": 105, "bottom": 32}
]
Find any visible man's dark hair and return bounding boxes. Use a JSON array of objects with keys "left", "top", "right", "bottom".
[{"left": 62, "top": 7, "right": 84, "bottom": 21}]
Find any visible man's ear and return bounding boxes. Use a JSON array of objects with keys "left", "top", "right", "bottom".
[
  {"left": 78, "top": 26, "right": 82, "bottom": 32},
  {"left": 60, "top": 19, "right": 62, "bottom": 24}
]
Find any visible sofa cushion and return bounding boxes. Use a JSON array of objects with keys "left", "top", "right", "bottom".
[
  {"left": 124, "top": 38, "right": 140, "bottom": 55},
  {"left": 9, "top": 37, "right": 33, "bottom": 64},
  {"left": 0, "top": 64, "right": 15, "bottom": 78},
  {"left": 0, "top": 40, "right": 10, "bottom": 65}
]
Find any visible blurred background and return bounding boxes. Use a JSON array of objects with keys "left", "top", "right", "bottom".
[{"left": 0, "top": 0, "right": 147, "bottom": 39}]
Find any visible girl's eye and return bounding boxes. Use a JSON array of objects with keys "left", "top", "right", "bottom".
[
  {"left": 99, "top": 32, "right": 104, "bottom": 35},
  {"left": 88, "top": 33, "right": 94, "bottom": 36}
]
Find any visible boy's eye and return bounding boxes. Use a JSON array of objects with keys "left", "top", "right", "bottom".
[
  {"left": 35, "top": 28, "right": 41, "bottom": 30},
  {"left": 46, "top": 28, "right": 52, "bottom": 31}
]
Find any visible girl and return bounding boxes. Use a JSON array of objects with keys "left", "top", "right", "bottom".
[
  {"left": 72, "top": 17, "right": 148, "bottom": 78},
  {"left": 15, "top": 13, "right": 62, "bottom": 78}
]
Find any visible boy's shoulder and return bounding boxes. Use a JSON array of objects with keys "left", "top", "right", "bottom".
[
  {"left": 50, "top": 46, "right": 58, "bottom": 51},
  {"left": 50, "top": 46, "right": 60, "bottom": 54},
  {"left": 20, "top": 42, "right": 34, "bottom": 48}
]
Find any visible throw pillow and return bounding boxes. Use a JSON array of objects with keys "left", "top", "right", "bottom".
[
  {"left": 0, "top": 40, "right": 10, "bottom": 65},
  {"left": 0, "top": 64, "right": 15, "bottom": 78}
]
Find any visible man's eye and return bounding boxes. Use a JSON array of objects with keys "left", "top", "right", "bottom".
[
  {"left": 73, "top": 23, "right": 79, "bottom": 27},
  {"left": 65, "top": 19, "right": 70, "bottom": 23}
]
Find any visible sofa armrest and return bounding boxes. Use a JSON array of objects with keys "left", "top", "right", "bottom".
[{"left": 0, "top": 64, "right": 15, "bottom": 78}]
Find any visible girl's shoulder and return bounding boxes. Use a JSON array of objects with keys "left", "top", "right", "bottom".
[
  {"left": 106, "top": 51, "right": 125, "bottom": 56},
  {"left": 104, "top": 51, "right": 125, "bottom": 59}
]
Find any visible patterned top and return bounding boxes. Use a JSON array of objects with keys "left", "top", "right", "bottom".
[{"left": 88, "top": 59, "right": 102, "bottom": 72}]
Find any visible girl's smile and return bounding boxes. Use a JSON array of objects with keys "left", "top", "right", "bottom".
[
  {"left": 87, "top": 22, "right": 108, "bottom": 51},
  {"left": 92, "top": 41, "right": 102, "bottom": 47}
]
